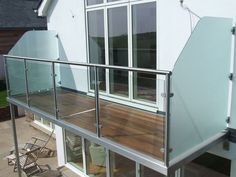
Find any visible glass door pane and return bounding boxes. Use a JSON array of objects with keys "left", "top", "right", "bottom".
[
  {"left": 140, "top": 165, "right": 165, "bottom": 177},
  {"left": 88, "top": 10, "right": 106, "bottom": 91},
  {"left": 132, "top": 2, "right": 156, "bottom": 102},
  {"left": 87, "top": 0, "right": 103, "bottom": 6},
  {"left": 65, "top": 130, "right": 84, "bottom": 171},
  {"left": 85, "top": 140, "right": 106, "bottom": 177},
  {"left": 108, "top": 6, "right": 128, "bottom": 97},
  {"left": 110, "top": 151, "right": 135, "bottom": 177},
  {"left": 108, "top": 0, "right": 121, "bottom": 2}
]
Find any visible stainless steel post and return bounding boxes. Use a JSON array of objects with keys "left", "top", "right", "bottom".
[
  {"left": 23, "top": 59, "right": 30, "bottom": 106},
  {"left": 164, "top": 73, "right": 171, "bottom": 167},
  {"left": 136, "top": 163, "right": 141, "bottom": 177},
  {"left": 94, "top": 66, "right": 101, "bottom": 137},
  {"left": 52, "top": 62, "right": 59, "bottom": 119},
  {"left": 106, "top": 149, "right": 111, "bottom": 177},
  {"left": 82, "top": 137, "right": 87, "bottom": 174},
  {"left": 10, "top": 104, "right": 22, "bottom": 177}
]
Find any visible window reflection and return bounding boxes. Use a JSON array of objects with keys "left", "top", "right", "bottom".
[
  {"left": 87, "top": 0, "right": 103, "bottom": 6},
  {"left": 110, "top": 151, "right": 136, "bottom": 177},
  {"left": 88, "top": 10, "right": 106, "bottom": 91},
  {"left": 85, "top": 140, "right": 106, "bottom": 177},
  {"left": 141, "top": 165, "right": 165, "bottom": 177},
  {"left": 132, "top": 2, "right": 156, "bottom": 102},
  {"left": 108, "top": 6, "right": 128, "bottom": 96},
  {"left": 65, "top": 130, "right": 83, "bottom": 171}
]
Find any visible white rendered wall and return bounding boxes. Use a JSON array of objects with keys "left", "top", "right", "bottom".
[
  {"left": 45, "top": 0, "right": 236, "bottom": 71},
  {"left": 158, "top": 0, "right": 236, "bottom": 71},
  {"left": 47, "top": 0, "right": 88, "bottom": 92}
]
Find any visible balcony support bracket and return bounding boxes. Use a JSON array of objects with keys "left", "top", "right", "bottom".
[
  {"left": 232, "top": 26, "right": 235, "bottom": 35},
  {"left": 229, "top": 73, "right": 234, "bottom": 81}
]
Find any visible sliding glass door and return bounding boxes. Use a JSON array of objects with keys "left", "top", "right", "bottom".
[
  {"left": 88, "top": 9, "right": 106, "bottom": 91},
  {"left": 108, "top": 6, "right": 128, "bottom": 97},
  {"left": 87, "top": 1, "right": 157, "bottom": 105},
  {"left": 132, "top": 2, "right": 156, "bottom": 102}
]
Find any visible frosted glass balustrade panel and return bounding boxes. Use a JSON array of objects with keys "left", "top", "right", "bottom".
[
  {"left": 55, "top": 63, "right": 96, "bottom": 134},
  {"left": 6, "top": 58, "right": 27, "bottom": 103},
  {"left": 9, "top": 31, "right": 59, "bottom": 60},
  {"left": 6, "top": 30, "right": 59, "bottom": 108},
  {"left": 27, "top": 60, "right": 55, "bottom": 115},
  {"left": 170, "top": 17, "right": 233, "bottom": 160}
]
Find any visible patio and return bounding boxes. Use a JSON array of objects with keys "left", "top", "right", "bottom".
[{"left": 0, "top": 116, "right": 78, "bottom": 177}]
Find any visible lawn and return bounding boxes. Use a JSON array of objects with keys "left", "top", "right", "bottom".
[{"left": 0, "top": 80, "right": 7, "bottom": 108}]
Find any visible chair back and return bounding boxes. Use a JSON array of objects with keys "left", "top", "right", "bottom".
[{"left": 39, "top": 129, "right": 54, "bottom": 152}]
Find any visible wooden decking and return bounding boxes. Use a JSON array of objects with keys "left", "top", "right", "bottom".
[{"left": 16, "top": 89, "right": 165, "bottom": 160}]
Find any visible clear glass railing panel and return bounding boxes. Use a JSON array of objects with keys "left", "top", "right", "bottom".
[
  {"left": 9, "top": 31, "right": 59, "bottom": 60},
  {"left": 169, "top": 17, "right": 233, "bottom": 160},
  {"left": 133, "top": 71, "right": 157, "bottom": 103},
  {"left": 101, "top": 69, "right": 166, "bottom": 161},
  {"left": 6, "top": 58, "right": 27, "bottom": 103},
  {"left": 27, "top": 60, "right": 55, "bottom": 115},
  {"left": 55, "top": 63, "right": 96, "bottom": 134},
  {"left": 109, "top": 69, "right": 128, "bottom": 97}
]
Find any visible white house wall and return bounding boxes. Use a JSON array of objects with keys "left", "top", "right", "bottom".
[
  {"left": 45, "top": 0, "right": 236, "bottom": 72},
  {"left": 158, "top": 0, "right": 236, "bottom": 70},
  {"left": 45, "top": 0, "right": 236, "bottom": 171},
  {"left": 47, "top": 0, "right": 88, "bottom": 92}
]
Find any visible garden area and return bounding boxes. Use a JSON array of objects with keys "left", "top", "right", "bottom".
[
  {"left": 0, "top": 80, "right": 7, "bottom": 108},
  {"left": 0, "top": 80, "right": 10, "bottom": 121}
]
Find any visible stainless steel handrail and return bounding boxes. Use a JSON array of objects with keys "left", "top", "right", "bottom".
[
  {"left": 4, "top": 55, "right": 171, "bottom": 75},
  {"left": 4, "top": 54, "right": 172, "bottom": 168}
]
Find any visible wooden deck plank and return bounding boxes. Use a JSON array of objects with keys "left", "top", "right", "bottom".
[{"left": 14, "top": 89, "right": 165, "bottom": 160}]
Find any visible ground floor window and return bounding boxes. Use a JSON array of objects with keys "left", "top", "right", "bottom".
[
  {"left": 140, "top": 165, "right": 165, "bottom": 177},
  {"left": 110, "top": 151, "right": 136, "bottom": 177},
  {"left": 33, "top": 114, "right": 54, "bottom": 130},
  {"left": 63, "top": 130, "right": 167, "bottom": 177},
  {"left": 85, "top": 139, "right": 107, "bottom": 176},
  {"left": 184, "top": 152, "right": 231, "bottom": 177},
  {"left": 64, "top": 130, "right": 84, "bottom": 171}
]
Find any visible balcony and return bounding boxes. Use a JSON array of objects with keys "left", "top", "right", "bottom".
[{"left": 4, "top": 17, "right": 235, "bottom": 176}]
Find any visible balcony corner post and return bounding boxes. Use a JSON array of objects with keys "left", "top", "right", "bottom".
[
  {"left": 10, "top": 103, "right": 22, "bottom": 177},
  {"left": 164, "top": 73, "right": 171, "bottom": 167}
]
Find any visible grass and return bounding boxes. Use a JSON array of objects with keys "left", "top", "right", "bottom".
[{"left": 0, "top": 80, "right": 7, "bottom": 108}]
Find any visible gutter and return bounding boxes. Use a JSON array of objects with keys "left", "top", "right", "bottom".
[{"left": 36, "top": 0, "right": 53, "bottom": 17}]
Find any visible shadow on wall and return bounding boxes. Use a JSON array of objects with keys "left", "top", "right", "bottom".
[{"left": 57, "top": 37, "right": 78, "bottom": 92}]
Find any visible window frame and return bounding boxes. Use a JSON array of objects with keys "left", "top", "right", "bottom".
[
  {"left": 33, "top": 114, "right": 54, "bottom": 131},
  {"left": 85, "top": 0, "right": 159, "bottom": 112}
]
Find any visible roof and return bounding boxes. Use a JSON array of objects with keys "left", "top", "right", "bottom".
[{"left": 0, "top": 0, "right": 47, "bottom": 29}]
